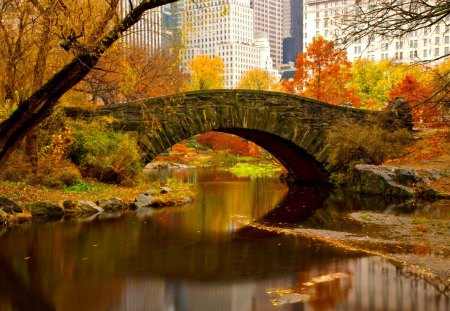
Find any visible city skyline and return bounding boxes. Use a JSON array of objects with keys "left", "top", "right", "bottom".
[{"left": 119, "top": 0, "right": 450, "bottom": 84}]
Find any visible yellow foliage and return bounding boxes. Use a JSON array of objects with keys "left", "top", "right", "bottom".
[
  {"left": 188, "top": 55, "right": 225, "bottom": 90},
  {"left": 236, "top": 69, "right": 281, "bottom": 91}
]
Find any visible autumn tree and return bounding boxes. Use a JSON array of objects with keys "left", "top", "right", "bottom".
[
  {"left": 282, "top": 36, "right": 359, "bottom": 106},
  {"left": 337, "top": 1, "right": 449, "bottom": 120},
  {"left": 196, "top": 132, "right": 253, "bottom": 156},
  {"left": 0, "top": 0, "right": 191, "bottom": 168},
  {"left": 188, "top": 55, "right": 225, "bottom": 90},
  {"left": 236, "top": 69, "right": 281, "bottom": 91},
  {"left": 350, "top": 59, "right": 415, "bottom": 109},
  {"left": 389, "top": 74, "right": 442, "bottom": 127},
  {"left": 337, "top": 0, "right": 450, "bottom": 62},
  {"left": 79, "top": 45, "right": 187, "bottom": 104}
]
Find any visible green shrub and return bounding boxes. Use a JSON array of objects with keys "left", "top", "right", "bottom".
[{"left": 67, "top": 118, "right": 143, "bottom": 185}]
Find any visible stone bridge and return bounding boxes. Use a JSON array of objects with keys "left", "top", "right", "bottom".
[{"left": 97, "top": 90, "right": 411, "bottom": 183}]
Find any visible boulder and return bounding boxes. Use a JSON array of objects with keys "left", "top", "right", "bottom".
[
  {"left": 27, "top": 202, "right": 65, "bottom": 217},
  {"left": 133, "top": 194, "right": 154, "bottom": 209},
  {"left": 97, "top": 198, "right": 127, "bottom": 212},
  {"left": 350, "top": 165, "right": 416, "bottom": 197},
  {"left": 64, "top": 200, "right": 103, "bottom": 214},
  {"left": 0, "top": 197, "right": 23, "bottom": 214},
  {"left": 160, "top": 187, "right": 172, "bottom": 194},
  {"left": 393, "top": 168, "right": 421, "bottom": 186}
]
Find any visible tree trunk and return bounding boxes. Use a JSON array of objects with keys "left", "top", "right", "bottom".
[{"left": 0, "top": 0, "right": 177, "bottom": 168}]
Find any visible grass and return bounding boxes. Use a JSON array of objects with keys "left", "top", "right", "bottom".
[
  {"left": 0, "top": 177, "right": 195, "bottom": 212},
  {"left": 0, "top": 179, "right": 148, "bottom": 205},
  {"left": 62, "top": 180, "right": 103, "bottom": 192},
  {"left": 229, "top": 162, "right": 283, "bottom": 177},
  {"left": 360, "top": 213, "right": 374, "bottom": 221}
]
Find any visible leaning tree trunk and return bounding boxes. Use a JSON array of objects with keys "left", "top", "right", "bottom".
[{"left": 0, "top": 0, "right": 177, "bottom": 168}]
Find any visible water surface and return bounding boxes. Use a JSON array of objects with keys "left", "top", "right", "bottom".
[{"left": 0, "top": 167, "right": 447, "bottom": 310}]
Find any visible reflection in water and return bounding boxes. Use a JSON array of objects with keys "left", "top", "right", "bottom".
[{"left": 0, "top": 167, "right": 448, "bottom": 311}]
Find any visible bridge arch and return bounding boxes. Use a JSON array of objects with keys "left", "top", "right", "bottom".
[{"left": 99, "top": 90, "right": 410, "bottom": 183}]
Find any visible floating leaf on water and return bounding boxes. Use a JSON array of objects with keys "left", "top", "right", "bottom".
[
  {"left": 311, "top": 272, "right": 350, "bottom": 283},
  {"left": 271, "top": 293, "right": 310, "bottom": 306}
]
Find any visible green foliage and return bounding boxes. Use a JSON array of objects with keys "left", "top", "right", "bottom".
[
  {"left": 67, "top": 117, "right": 143, "bottom": 185},
  {"left": 62, "top": 180, "right": 98, "bottom": 192},
  {"left": 326, "top": 117, "right": 412, "bottom": 175}
]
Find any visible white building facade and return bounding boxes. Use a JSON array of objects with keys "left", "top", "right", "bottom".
[
  {"left": 120, "top": 1, "right": 165, "bottom": 51},
  {"left": 181, "top": 0, "right": 277, "bottom": 88},
  {"left": 303, "top": 0, "right": 450, "bottom": 63}
]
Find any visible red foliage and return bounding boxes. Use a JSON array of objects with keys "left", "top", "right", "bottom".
[
  {"left": 388, "top": 74, "right": 440, "bottom": 127},
  {"left": 196, "top": 132, "right": 258, "bottom": 156},
  {"left": 282, "top": 36, "right": 358, "bottom": 106}
]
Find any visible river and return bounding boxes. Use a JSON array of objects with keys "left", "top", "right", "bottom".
[{"left": 0, "top": 167, "right": 448, "bottom": 310}]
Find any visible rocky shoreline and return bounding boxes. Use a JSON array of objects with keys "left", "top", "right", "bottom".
[
  {"left": 0, "top": 185, "right": 194, "bottom": 225},
  {"left": 348, "top": 164, "right": 450, "bottom": 199}
]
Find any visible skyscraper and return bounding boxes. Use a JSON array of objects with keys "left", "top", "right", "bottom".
[
  {"left": 120, "top": 0, "right": 175, "bottom": 51},
  {"left": 282, "top": 0, "right": 303, "bottom": 63},
  {"left": 252, "top": 0, "right": 284, "bottom": 67},
  {"left": 181, "top": 0, "right": 277, "bottom": 88}
]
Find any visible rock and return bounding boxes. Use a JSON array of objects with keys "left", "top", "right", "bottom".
[
  {"left": 97, "top": 198, "right": 127, "bottom": 212},
  {"left": 70, "top": 200, "right": 103, "bottom": 214},
  {"left": 350, "top": 165, "right": 415, "bottom": 197},
  {"left": 62, "top": 200, "right": 76, "bottom": 213},
  {"left": 144, "top": 162, "right": 192, "bottom": 170},
  {"left": 133, "top": 194, "right": 154, "bottom": 209},
  {"left": 160, "top": 187, "right": 172, "bottom": 194},
  {"left": 27, "top": 202, "right": 65, "bottom": 217},
  {"left": 0, "top": 197, "right": 23, "bottom": 214},
  {"left": 393, "top": 168, "right": 421, "bottom": 186}
]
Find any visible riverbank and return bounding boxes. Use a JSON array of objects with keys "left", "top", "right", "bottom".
[
  {"left": 254, "top": 201, "right": 450, "bottom": 294},
  {"left": 0, "top": 178, "right": 194, "bottom": 225}
]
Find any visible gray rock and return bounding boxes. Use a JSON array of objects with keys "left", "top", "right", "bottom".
[
  {"left": 160, "top": 187, "right": 172, "bottom": 194},
  {"left": 134, "top": 194, "right": 154, "bottom": 209},
  {"left": 97, "top": 198, "right": 127, "bottom": 212},
  {"left": 74, "top": 201, "right": 104, "bottom": 214},
  {"left": 27, "top": 202, "right": 65, "bottom": 217},
  {"left": 0, "top": 197, "right": 22, "bottom": 214},
  {"left": 393, "top": 168, "right": 421, "bottom": 186},
  {"left": 351, "top": 165, "right": 416, "bottom": 197}
]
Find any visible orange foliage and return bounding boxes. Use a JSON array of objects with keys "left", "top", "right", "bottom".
[
  {"left": 388, "top": 74, "right": 440, "bottom": 127},
  {"left": 171, "top": 143, "right": 190, "bottom": 154},
  {"left": 196, "top": 132, "right": 260, "bottom": 157},
  {"left": 283, "top": 36, "right": 359, "bottom": 106}
]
